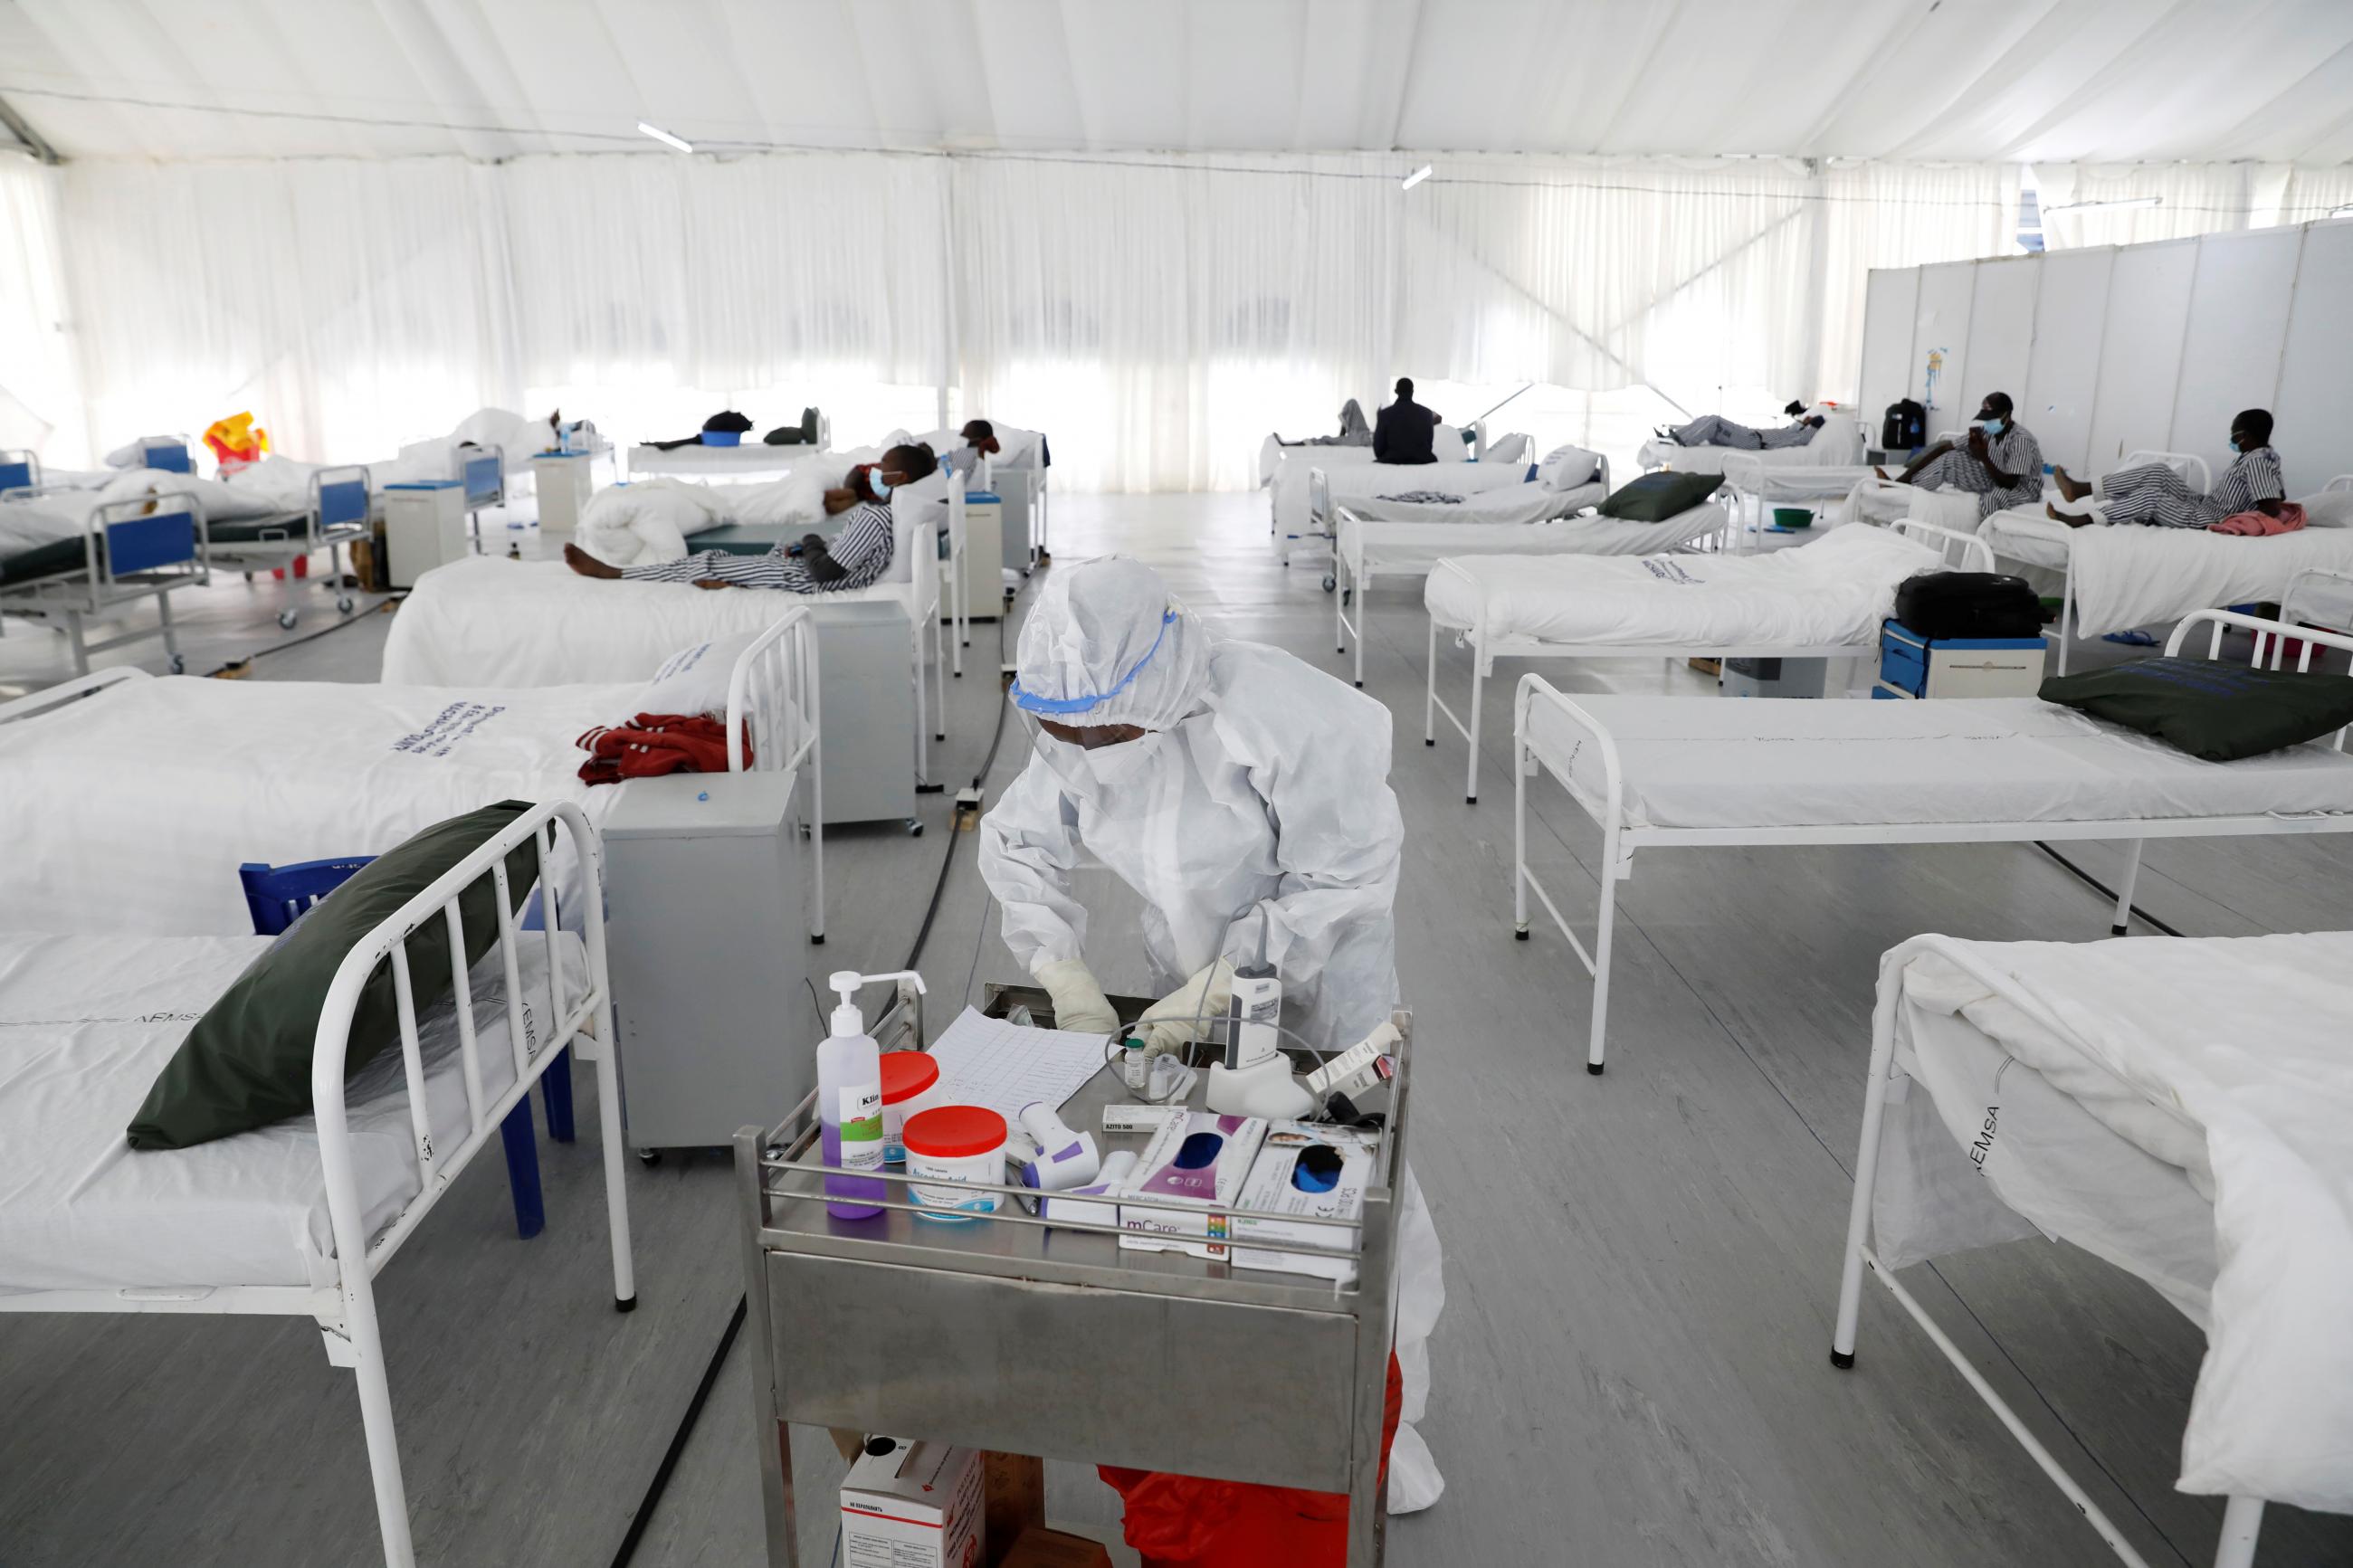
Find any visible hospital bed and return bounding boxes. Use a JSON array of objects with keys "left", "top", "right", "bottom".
[
  {"left": 0, "top": 801, "right": 634, "bottom": 1568},
  {"left": 1830, "top": 930, "right": 2353, "bottom": 1568},
  {"left": 1279, "top": 451, "right": 1535, "bottom": 575},
  {"left": 1510, "top": 607, "right": 2353, "bottom": 1074},
  {"left": 0, "top": 610, "right": 823, "bottom": 938},
  {"left": 625, "top": 414, "right": 835, "bottom": 480},
  {"left": 1423, "top": 510, "right": 1982, "bottom": 801},
  {"left": 1978, "top": 472, "right": 2353, "bottom": 672},
  {"left": 0, "top": 488, "right": 209, "bottom": 674},
  {"left": 1636, "top": 410, "right": 1865, "bottom": 474},
  {"left": 1327, "top": 461, "right": 1617, "bottom": 681},
  {"left": 383, "top": 481, "right": 962, "bottom": 801}
]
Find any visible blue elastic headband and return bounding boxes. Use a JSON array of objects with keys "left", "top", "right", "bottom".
[{"left": 1009, "top": 610, "right": 1177, "bottom": 716}]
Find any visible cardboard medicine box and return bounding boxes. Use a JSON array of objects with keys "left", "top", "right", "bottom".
[
  {"left": 1117, "top": 1112, "right": 1266, "bottom": 1260},
  {"left": 840, "top": 1438, "right": 985, "bottom": 1568}
]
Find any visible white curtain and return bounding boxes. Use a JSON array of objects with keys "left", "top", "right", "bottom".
[
  {"left": 0, "top": 158, "right": 83, "bottom": 467},
  {"left": 36, "top": 148, "right": 2344, "bottom": 489},
  {"left": 61, "top": 157, "right": 517, "bottom": 463},
  {"left": 2032, "top": 162, "right": 2261, "bottom": 249}
]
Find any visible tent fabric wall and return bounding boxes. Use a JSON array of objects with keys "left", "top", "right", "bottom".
[{"left": 0, "top": 160, "right": 83, "bottom": 466}]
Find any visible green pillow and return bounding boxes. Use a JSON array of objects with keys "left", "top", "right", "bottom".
[
  {"left": 129, "top": 801, "right": 540, "bottom": 1151},
  {"left": 2039, "top": 657, "right": 2353, "bottom": 762},
  {"left": 1596, "top": 470, "right": 1721, "bottom": 522}
]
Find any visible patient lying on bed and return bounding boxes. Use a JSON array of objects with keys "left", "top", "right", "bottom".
[
  {"left": 1660, "top": 404, "right": 1824, "bottom": 450},
  {"left": 565, "top": 443, "right": 933, "bottom": 592}
]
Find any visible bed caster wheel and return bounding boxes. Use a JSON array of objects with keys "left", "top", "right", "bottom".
[
  {"left": 277, "top": 610, "right": 299, "bottom": 631},
  {"left": 1321, "top": 575, "right": 1337, "bottom": 593},
  {"left": 168, "top": 654, "right": 186, "bottom": 674},
  {"left": 337, "top": 594, "right": 355, "bottom": 613},
  {"left": 908, "top": 819, "right": 924, "bottom": 837},
  {"left": 1829, "top": 1348, "right": 1854, "bottom": 1370},
  {"left": 635, "top": 1149, "right": 662, "bottom": 1166}
]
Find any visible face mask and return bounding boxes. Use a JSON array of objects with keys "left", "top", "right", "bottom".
[
  {"left": 2230, "top": 437, "right": 2244, "bottom": 453},
  {"left": 1978, "top": 418, "right": 2005, "bottom": 436},
  {"left": 865, "top": 466, "right": 893, "bottom": 500},
  {"left": 1078, "top": 730, "right": 1167, "bottom": 789}
]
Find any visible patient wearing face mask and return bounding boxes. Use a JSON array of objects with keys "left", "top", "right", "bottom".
[
  {"left": 1874, "top": 392, "right": 2043, "bottom": 518},
  {"left": 2046, "top": 409, "right": 2284, "bottom": 530}
]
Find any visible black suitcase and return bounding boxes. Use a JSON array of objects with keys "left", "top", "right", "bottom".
[
  {"left": 1881, "top": 398, "right": 1926, "bottom": 451},
  {"left": 1893, "top": 571, "right": 2043, "bottom": 640}
]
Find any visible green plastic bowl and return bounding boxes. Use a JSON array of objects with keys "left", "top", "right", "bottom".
[{"left": 1772, "top": 507, "right": 1814, "bottom": 529}]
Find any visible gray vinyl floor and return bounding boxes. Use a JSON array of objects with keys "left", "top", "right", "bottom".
[{"left": 3, "top": 492, "right": 2349, "bottom": 1567}]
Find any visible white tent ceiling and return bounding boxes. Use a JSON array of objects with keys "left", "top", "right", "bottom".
[{"left": 3, "top": 0, "right": 2351, "bottom": 166}]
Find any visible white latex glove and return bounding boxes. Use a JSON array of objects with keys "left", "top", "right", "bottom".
[
  {"left": 1034, "top": 956, "right": 1119, "bottom": 1038},
  {"left": 1133, "top": 959, "right": 1236, "bottom": 1056}
]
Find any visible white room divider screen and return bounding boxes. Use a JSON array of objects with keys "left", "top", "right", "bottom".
[{"left": 1858, "top": 219, "right": 2353, "bottom": 496}]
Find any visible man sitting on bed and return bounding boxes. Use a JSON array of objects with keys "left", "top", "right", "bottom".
[
  {"left": 564, "top": 442, "right": 937, "bottom": 592},
  {"left": 1873, "top": 392, "right": 2043, "bottom": 518},
  {"left": 1374, "top": 378, "right": 1441, "bottom": 465},
  {"left": 1661, "top": 404, "right": 1824, "bottom": 450},
  {"left": 2045, "top": 409, "right": 2283, "bottom": 530}
]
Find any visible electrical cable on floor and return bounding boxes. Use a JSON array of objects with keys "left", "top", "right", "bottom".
[
  {"left": 607, "top": 641, "right": 1016, "bottom": 1568},
  {"left": 200, "top": 593, "right": 402, "bottom": 678},
  {"left": 2032, "top": 841, "right": 2186, "bottom": 938}
]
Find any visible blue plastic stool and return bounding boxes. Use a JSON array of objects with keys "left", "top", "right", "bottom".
[{"left": 236, "top": 856, "right": 575, "bottom": 1240}]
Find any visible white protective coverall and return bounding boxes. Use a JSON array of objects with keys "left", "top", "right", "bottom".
[{"left": 976, "top": 557, "right": 1446, "bottom": 1511}]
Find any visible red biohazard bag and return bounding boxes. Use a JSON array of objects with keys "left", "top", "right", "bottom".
[{"left": 1097, "top": 1352, "right": 1402, "bottom": 1567}]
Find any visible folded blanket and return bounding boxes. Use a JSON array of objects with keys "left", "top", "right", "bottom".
[
  {"left": 575, "top": 712, "right": 743, "bottom": 784},
  {"left": 2211, "top": 503, "right": 2306, "bottom": 537}
]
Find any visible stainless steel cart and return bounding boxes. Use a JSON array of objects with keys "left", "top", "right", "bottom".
[{"left": 733, "top": 982, "right": 1413, "bottom": 1566}]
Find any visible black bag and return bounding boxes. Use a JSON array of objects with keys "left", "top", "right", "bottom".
[
  {"left": 1893, "top": 571, "right": 2043, "bottom": 640},
  {"left": 1881, "top": 398, "right": 1926, "bottom": 451},
  {"left": 763, "top": 407, "right": 822, "bottom": 446}
]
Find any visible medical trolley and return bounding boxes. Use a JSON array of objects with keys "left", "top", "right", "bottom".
[{"left": 734, "top": 982, "right": 1413, "bottom": 1565}]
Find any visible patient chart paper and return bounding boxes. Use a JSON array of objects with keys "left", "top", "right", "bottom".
[{"left": 926, "top": 1007, "right": 1108, "bottom": 1118}]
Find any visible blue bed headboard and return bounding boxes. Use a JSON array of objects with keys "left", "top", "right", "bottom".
[
  {"left": 0, "top": 458, "right": 32, "bottom": 493},
  {"left": 462, "top": 451, "right": 502, "bottom": 507},
  {"left": 319, "top": 477, "right": 370, "bottom": 528},
  {"left": 142, "top": 440, "right": 193, "bottom": 474},
  {"left": 106, "top": 508, "right": 198, "bottom": 575}
]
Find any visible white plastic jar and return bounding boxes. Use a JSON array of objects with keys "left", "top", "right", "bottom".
[
  {"left": 879, "top": 1050, "right": 944, "bottom": 1164},
  {"left": 902, "top": 1106, "right": 1008, "bottom": 1222}
]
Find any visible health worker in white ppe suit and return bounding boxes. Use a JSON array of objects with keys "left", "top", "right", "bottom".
[{"left": 976, "top": 557, "right": 1445, "bottom": 1511}]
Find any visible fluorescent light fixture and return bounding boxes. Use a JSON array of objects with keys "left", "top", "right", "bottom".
[
  {"left": 637, "top": 120, "right": 694, "bottom": 154},
  {"left": 2041, "top": 195, "right": 2162, "bottom": 214},
  {"left": 1401, "top": 164, "right": 1433, "bottom": 192}
]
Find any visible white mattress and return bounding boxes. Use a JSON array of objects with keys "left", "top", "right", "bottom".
[
  {"left": 1358, "top": 501, "right": 1723, "bottom": 586},
  {"left": 1638, "top": 415, "right": 1865, "bottom": 472},
  {"left": 1877, "top": 933, "right": 2353, "bottom": 1511},
  {"left": 1980, "top": 506, "right": 2353, "bottom": 636},
  {"left": 1425, "top": 522, "right": 1934, "bottom": 648},
  {"left": 1337, "top": 479, "right": 1605, "bottom": 528},
  {"left": 385, "top": 506, "right": 936, "bottom": 689},
  {"left": 1523, "top": 694, "right": 2353, "bottom": 832},
  {"left": 626, "top": 443, "right": 820, "bottom": 477},
  {"left": 0, "top": 931, "right": 586, "bottom": 1294},
  {"left": 0, "top": 675, "right": 626, "bottom": 936},
  {"left": 1274, "top": 452, "right": 1514, "bottom": 533}
]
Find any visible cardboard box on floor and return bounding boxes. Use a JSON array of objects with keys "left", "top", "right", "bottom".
[
  {"left": 829, "top": 1436, "right": 1045, "bottom": 1568},
  {"left": 839, "top": 1439, "right": 984, "bottom": 1568},
  {"left": 1000, "top": 1525, "right": 1115, "bottom": 1568}
]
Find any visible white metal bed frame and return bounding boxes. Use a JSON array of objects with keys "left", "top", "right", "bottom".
[
  {"left": 0, "top": 489, "right": 212, "bottom": 675},
  {"left": 0, "top": 608, "right": 828, "bottom": 938},
  {"left": 1325, "top": 453, "right": 1618, "bottom": 680},
  {"left": 0, "top": 800, "right": 636, "bottom": 1568},
  {"left": 1510, "top": 606, "right": 2353, "bottom": 1075},
  {"left": 1427, "top": 518, "right": 1991, "bottom": 803},
  {"left": 1830, "top": 935, "right": 2272, "bottom": 1568},
  {"left": 1272, "top": 423, "right": 1508, "bottom": 572}
]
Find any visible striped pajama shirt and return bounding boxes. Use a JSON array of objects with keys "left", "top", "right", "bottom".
[
  {"left": 623, "top": 500, "right": 896, "bottom": 591},
  {"left": 2097, "top": 446, "right": 2284, "bottom": 529},
  {"left": 1910, "top": 424, "right": 2044, "bottom": 518}
]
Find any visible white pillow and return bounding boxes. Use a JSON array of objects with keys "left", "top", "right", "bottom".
[
  {"left": 1538, "top": 443, "right": 1602, "bottom": 491},
  {"left": 634, "top": 631, "right": 766, "bottom": 718},
  {"left": 2299, "top": 488, "right": 2353, "bottom": 528},
  {"left": 1432, "top": 424, "right": 1470, "bottom": 462}
]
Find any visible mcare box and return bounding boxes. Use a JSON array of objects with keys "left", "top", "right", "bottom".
[{"left": 840, "top": 1437, "right": 984, "bottom": 1568}]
